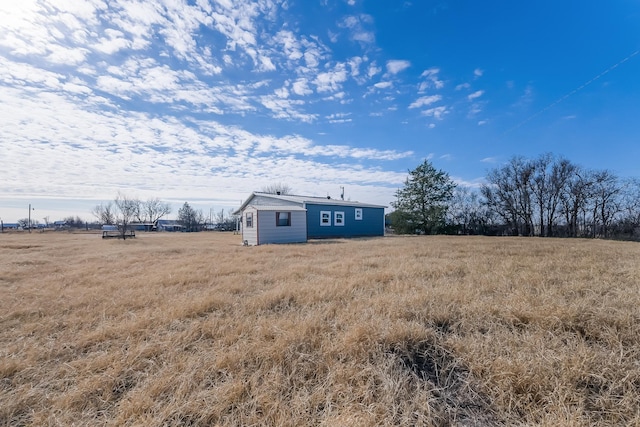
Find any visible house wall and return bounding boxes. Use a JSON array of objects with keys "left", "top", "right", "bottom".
[
  {"left": 242, "top": 207, "right": 258, "bottom": 245},
  {"left": 257, "top": 210, "right": 307, "bottom": 244},
  {"left": 305, "top": 204, "right": 384, "bottom": 238}
]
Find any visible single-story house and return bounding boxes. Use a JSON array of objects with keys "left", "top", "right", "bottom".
[{"left": 234, "top": 192, "right": 386, "bottom": 245}]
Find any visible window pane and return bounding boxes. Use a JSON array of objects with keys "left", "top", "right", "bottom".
[{"left": 277, "top": 212, "right": 291, "bottom": 226}]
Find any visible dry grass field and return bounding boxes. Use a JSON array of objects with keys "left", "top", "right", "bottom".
[{"left": 1, "top": 231, "right": 639, "bottom": 426}]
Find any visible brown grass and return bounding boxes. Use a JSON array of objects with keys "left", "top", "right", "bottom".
[{"left": 1, "top": 232, "right": 639, "bottom": 426}]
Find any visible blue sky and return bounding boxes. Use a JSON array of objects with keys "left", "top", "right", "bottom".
[{"left": 1, "top": 0, "right": 639, "bottom": 222}]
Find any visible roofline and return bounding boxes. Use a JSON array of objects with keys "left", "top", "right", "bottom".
[
  {"left": 243, "top": 205, "right": 307, "bottom": 211},
  {"left": 234, "top": 192, "right": 387, "bottom": 214}
]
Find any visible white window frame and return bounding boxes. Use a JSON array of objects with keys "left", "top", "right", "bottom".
[
  {"left": 334, "top": 211, "right": 345, "bottom": 226},
  {"left": 320, "top": 210, "right": 331, "bottom": 226},
  {"left": 245, "top": 212, "right": 253, "bottom": 228},
  {"left": 355, "top": 208, "right": 363, "bottom": 221}
]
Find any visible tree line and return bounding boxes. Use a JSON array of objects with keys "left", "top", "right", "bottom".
[
  {"left": 388, "top": 154, "right": 640, "bottom": 240},
  {"left": 92, "top": 194, "right": 237, "bottom": 238}
]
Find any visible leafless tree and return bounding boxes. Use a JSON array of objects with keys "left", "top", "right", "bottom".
[
  {"left": 138, "top": 198, "right": 171, "bottom": 224},
  {"left": 261, "top": 183, "right": 293, "bottom": 195},
  {"left": 482, "top": 156, "right": 535, "bottom": 236},
  {"left": 448, "top": 187, "right": 493, "bottom": 235},
  {"left": 546, "top": 157, "right": 576, "bottom": 236},
  {"left": 114, "top": 193, "right": 140, "bottom": 239},
  {"left": 590, "top": 170, "right": 621, "bottom": 238},
  {"left": 92, "top": 201, "right": 116, "bottom": 225}
]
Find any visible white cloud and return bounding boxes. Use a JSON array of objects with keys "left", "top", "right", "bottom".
[
  {"left": 386, "top": 60, "right": 410, "bottom": 74},
  {"left": 314, "top": 65, "right": 348, "bottom": 93},
  {"left": 418, "top": 67, "right": 444, "bottom": 91},
  {"left": 468, "top": 90, "right": 484, "bottom": 101},
  {"left": 374, "top": 81, "right": 393, "bottom": 89},
  {"left": 409, "top": 95, "right": 442, "bottom": 109},
  {"left": 478, "top": 120, "right": 487, "bottom": 126},
  {"left": 339, "top": 14, "right": 375, "bottom": 44},
  {"left": 474, "top": 68, "right": 483, "bottom": 77},
  {"left": 468, "top": 104, "right": 483, "bottom": 116},
  {"left": 367, "top": 61, "right": 382, "bottom": 78},
  {"left": 421, "top": 106, "right": 449, "bottom": 120},
  {"left": 456, "top": 82, "right": 471, "bottom": 91},
  {"left": 348, "top": 56, "right": 363, "bottom": 78},
  {"left": 292, "top": 78, "right": 313, "bottom": 96},
  {"left": 327, "top": 112, "right": 352, "bottom": 123}
]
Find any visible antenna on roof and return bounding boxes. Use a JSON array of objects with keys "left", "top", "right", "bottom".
[{"left": 340, "top": 186, "right": 345, "bottom": 200}]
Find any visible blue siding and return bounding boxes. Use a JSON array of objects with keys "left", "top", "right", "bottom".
[{"left": 305, "top": 203, "right": 384, "bottom": 238}]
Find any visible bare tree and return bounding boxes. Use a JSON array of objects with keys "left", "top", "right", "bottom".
[
  {"left": 114, "top": 193, "right": 140, "bottom": 239},
  {"left": 448, "top": 187, "right": 491, "bottom": 235},
  {"left": 546, "top": 157, "right": 576, "bottom": 236},
  {"left": 140, "top": 198, "right": 171, "bottom": 224},
  {"left": 617, "top": 178, "right": 640, "bottom": 238},
  {"left": 261, "top": 183, "right": 293, "bottom": 195},
  {"left": 482, "top": 156, "right": 535, "bottom": 236},
  {"left": 591, "top": 170, "right": 621, "bottom": 238},
  {"left": 560, "top": 168, "right": 594, "bottom": 237},
  {"left": 93, "top": 201, "right": 116, "bottom": 225},
  {"left": 530, "top": 153, "right": 552, "bottom": 237}
]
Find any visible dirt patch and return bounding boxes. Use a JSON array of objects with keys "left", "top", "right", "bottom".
[{"left": 391, "top": 339, "right": 503, "bottom": 426}]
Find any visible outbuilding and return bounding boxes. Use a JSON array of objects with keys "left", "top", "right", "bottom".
[{"left": 234, "top": 192, "right": 386, "bottom": 245}]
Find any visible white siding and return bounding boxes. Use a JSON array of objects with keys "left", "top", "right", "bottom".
[
  {"left": 242, "top": 207, "right": 258, "bottom": 246},
  {"left": 257, "top": 210, "right": 307, "bottom": 244}
]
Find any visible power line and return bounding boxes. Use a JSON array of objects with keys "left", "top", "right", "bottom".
[{"left": 503, "top": 48, "right": 640, "bottom": 136}]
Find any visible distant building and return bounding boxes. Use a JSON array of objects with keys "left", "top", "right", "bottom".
[
  {"left": 1, "top": 223, "right": 21, "bottom": 230},
  {"left": 156, "top": 219, "right": 183, "bottom": 232},
  {"left": 234, "top": 192, "right": 386, "bottom": 246}
]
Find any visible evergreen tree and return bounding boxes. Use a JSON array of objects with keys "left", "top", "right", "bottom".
[
  {"left": 178, "top": 202, "right": 200, "bottom": 232},
  {"left": 390, "top": 159, "right": 456, "bottom": 234}
]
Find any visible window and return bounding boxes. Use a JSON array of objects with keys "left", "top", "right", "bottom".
[
  {"left": 276, "top": 211, "right": 291, "bottom": 227},
  {"left": 245, "top": 212, "right": 253, "bottom": 228},
  {"left": 355, "top": 208, "right": 363, "bottom": 220},
  {"left": 320, "top": 211, "right": 331, "bottom": 226},
  {"left": 334, "top": 211, "right": 345, "bottom": 226}
]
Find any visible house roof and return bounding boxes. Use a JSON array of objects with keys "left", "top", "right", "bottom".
[
  {"left": 244, "top": 205, "right": 307, "bottom": 211},
  {"left": 234, "top": 192, "right": 386, "bottom": 214}
]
